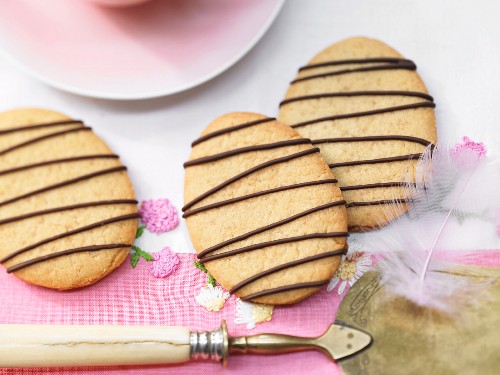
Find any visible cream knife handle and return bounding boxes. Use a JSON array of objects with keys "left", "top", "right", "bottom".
[{"left": 0, "top": 324, "right": 191, "bottom": 368}]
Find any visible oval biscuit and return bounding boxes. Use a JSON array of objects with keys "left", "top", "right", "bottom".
[
  {"left": 279, "top": 37, "right": 437, "bottom": 230},
  {"left": 0, "top": 108, "right": 138, "bottom": 289},
  {"left": 183, "top": 113, "right": 348, "bottom": 304}
]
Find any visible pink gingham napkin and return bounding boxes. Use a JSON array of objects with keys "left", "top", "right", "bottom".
[
  {"left": 1, "top": 251, "right": 499, "bottom": 375},
  {"left": 0, "top": 253, "right": 344, "bottom": 375}
]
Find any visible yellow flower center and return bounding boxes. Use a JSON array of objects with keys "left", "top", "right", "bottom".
[
  {"left": 252, "top": 303, "right": 274, "bottom": 323},
  {"left": 338, "top": 260, "right": 357, "bottom": 281},
  {"left": 205, "top": 298, "right": 226, "bottom": 312}
]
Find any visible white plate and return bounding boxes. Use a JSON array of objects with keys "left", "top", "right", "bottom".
[{"left": 0, "top": 0, "right": 285, "bottom": 100}]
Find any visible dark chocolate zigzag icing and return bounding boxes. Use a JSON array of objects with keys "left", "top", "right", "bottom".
[
  {"left": 346, "top": 198, "right": 413, "bottom": 208},
  {"left": 197, "top": 200, "right": 346, "bottom": 258},
  {"left": 290, "top": 102, "right": 436, "bottom": 129},
  {"left": 280, "top": 90, "right": 433, "bottom": 107},
  {"left": 298, "top": 57, "right": 415, "bottom": 71},
  {"left": 184, "top": 139, "right": 311, "bottom": 167},
  {"left": 0, "top": 120, "right": 83, "bottom": 135},
  {"left": 0, "top": 119, "right": 138, "bottom": 274},
  {"left": 183, "top": 148, "right": 321, "bottom": 212},
  {"left": 7, "top": 244, "right": 132, "bottom": 273},
  {"left": 0, "top": 213, "right": 140, "bottom": 263},
  {"left": 0, "top": 166, "right": 128, "bottom": 208},
  {"left": 191, "top": 117, "right": 275, "bottom": 147},
  {"left": 340, "top": 182, "right": 415, "bottom": 191},
  {"left": 230, "top": 249, "right": 347, "bottom": 294},
  {"left": 311, "top": 135, "right": 432, "bottom": 147},
  {"left": 282, "top": 54, "right": 436, "bottom": 214},
  {"left": 328, "top": 153, "right": 422, "bottom": 168},
  {"left": 240, "top": 280, "right": 330, "bottom": 301},
  {"left": 183, "top": 179, "right": 338, "bottom": 219},
  {"left": 0, "top": 154, "right": 119, "bottom": 176},
  {"left": 0, "top": 200, "right": 138, "bottom": 226},
  {"left": 200, "top": 232, "right": 348, "bottom": 264},
  {"left": 185, "top": 119, "right": 348, "bottom": 300},
  {"left": 0, "top": 127, "right": 91, "bottom": 156},
  {"left": 292, "top": 58, "right": 416, "bottom": 84}
]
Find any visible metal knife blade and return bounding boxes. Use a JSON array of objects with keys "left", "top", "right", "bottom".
[
  {"left": 227, "top": 320, "right": 372, "bottom": 363},
  {"left": 327, "top": 321, "right": 373, "bottom": 360}
]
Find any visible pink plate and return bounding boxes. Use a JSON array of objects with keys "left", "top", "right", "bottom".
[{"left": 0, "top": 0, "right": 284, "bottom": 99}]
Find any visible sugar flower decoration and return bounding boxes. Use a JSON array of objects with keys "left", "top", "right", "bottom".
[
  {"left": 235, "top": 298, "right": 274, "bottom": 330},
  {"left": 148, "top": 247, "right": 180, "bottom": 278},
  {"left": 195, "top": 285, "right": 230, "bottom": 312},
  {"left": 139, "top": 198, "right": 179, "bottom": 234},
  {"left": 327, "top": 251, "right": 372, "bottom": 295}
]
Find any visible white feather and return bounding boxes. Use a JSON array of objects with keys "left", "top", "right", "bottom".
[{"left": 363, "top": 142, "right": 500, "bottom": 314}]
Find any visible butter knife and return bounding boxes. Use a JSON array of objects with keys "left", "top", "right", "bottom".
[{"left": 0, "top": 320, "right": 371, "bottom": 368}]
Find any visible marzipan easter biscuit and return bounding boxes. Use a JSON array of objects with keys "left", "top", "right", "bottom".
[
  {"left": 0, "top": 108, "right": 138, "bottom": 289},
  {"left": 279, "top": 37, "right": 437, "bottom": 230},
  {"left": 183, "top": 113, "right": 348, "bottom": 304}
]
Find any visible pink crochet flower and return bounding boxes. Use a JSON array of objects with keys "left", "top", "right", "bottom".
[
  {"left": 452, "top": 136, "right": 486, "bottom": 158},
  {"left": 139, "top": 198, "right": 179, "bottom": 234},
  {"left": 148, "top": 247, "right": 180, "bottom": 278}
]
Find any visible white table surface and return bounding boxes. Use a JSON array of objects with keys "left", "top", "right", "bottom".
[{"left": 1, "top": 0, "right": 498, "bottom": 253}]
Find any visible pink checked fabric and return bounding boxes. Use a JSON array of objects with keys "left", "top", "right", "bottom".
[
  {"left": 1, "top": 251, "right": 499, "bottom": 375},
  {"left": 0, "top": 253, "right": 345, "bottom": 375}
]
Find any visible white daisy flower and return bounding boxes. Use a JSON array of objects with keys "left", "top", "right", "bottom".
[
  {"left": 235, "top": 298, "right": 274, "bottom": 330},
  {"left": 195, "top": 284, "right": 230, "bottom": 312},
  {"left": 327, "top": 251, "right": 372, "bottom": 295}
]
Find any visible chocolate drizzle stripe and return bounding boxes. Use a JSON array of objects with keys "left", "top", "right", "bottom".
[
  {"left": 346, "top": 198, "right": 413, "bottom": 208},
  {"left": 311, "top": 135, "right": 432, "bottom": 147},
  {"left": 199, "top": 232, "right": 348, "bottom": 264},
  {"left": 183, "top": 179, "right": 338, "bottom": 219},
  {"left": 0, "top": 154, "right": 119, "bottom": 176},
  {"left": 197, "top": 200, "right": 346, "bottom": 258},
  {"left": 0, "top": 166, "right": 128, "bottom": 208},
  {"left": 280, "top": 91, "right": 434, "bottom": 107},
  {"left": 230, "top": 249, "right": 347, "bottom": 294},
  {"left": 0, "top": 127, "right": 91, "bottom": 157},
  {"left": 182, "top": 148, "right": 321, "bottom": 212},
  {"left": 0, "top": 213, "right": 140, "bottom": 263},
  {"left": 290, "top": 102, "right": 436, "bottom": 129},
  {"left": 341, "top": 182, "right": 415, "bottom": 191},
  {"left": 292, "top": 60, "right": 416, "bottom": 84},
  {"left": 184, "top": 139, "right": 312, "bottom": 167},
  {"left": 240, "top": 280, "right": 329, "bottom": 301},
  {"left": 298, "top": 57, "right": 415, "bottom": 71},
  {"left": 191, "top": 118, "right": 275, "bottom": 147},
  {"left": 6, "top": 244, "right": 132, "bottom": 273},
  {"left": 0, "top": 120, "right": 83, "bottom": 135},
  {"left": 329, "top": 153, "right": 422, "bottom": 168},
  {"left": 0, "top": 200, "right": 138, "bottom": 226}
]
